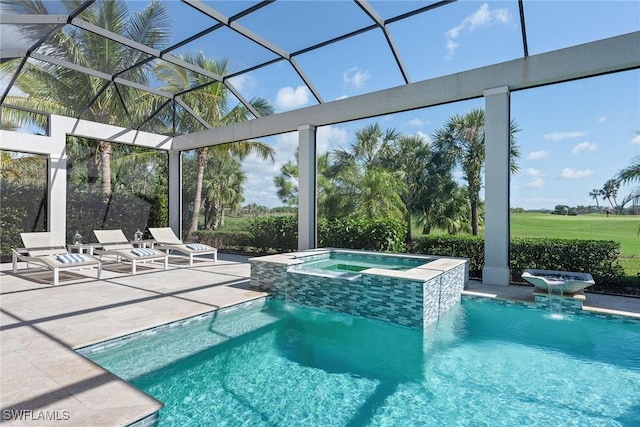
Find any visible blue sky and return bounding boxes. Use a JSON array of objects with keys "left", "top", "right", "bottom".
[
  {"left": 4, "top": 1, "right": 638, "bottom": 210},
  {"left": 200, "top": 0, "right": 638, "bottom": 210}
]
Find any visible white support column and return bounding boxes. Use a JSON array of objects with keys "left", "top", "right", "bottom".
[
  {"left": 48, "top": 116, "right": 68, "bottom": 241},
  {"left": 168, "top": 150, "right": 182, "bottom": 237},
  {"left": 48, "top": 154, "right": 67, "bottom": 240},
  {"left": 298, "top": 124, "right": 317, "bottom": 250},
  {"left": 482, "top": 86, "right": 511, "bottom": 286}
]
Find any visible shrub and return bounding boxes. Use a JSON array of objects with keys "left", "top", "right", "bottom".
[
  {"left": 410, "top": 235, "right": 484, "bottom": 277},
  {"left": 248, "top": 215, "right": 298, "bottom": 252},
  {"left": 319, "top": 217, "right": 406, "bottom": 253},
  {"left": 192, "top": 230, "right": 251, "bottom": 251},
  {"left": 412, "top": 235, "right": 624, "bottom": 284},
  {"left": 510, "top": 238, "right": 624, "bottom": 284}
]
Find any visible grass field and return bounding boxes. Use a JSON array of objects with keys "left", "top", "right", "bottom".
[{"left": 510, "top": 212, "right": 639, "bottom": 275}]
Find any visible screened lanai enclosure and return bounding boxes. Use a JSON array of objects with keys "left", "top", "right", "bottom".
[{"left": 1, "top": 0, "right": 638, "bottom": 286}]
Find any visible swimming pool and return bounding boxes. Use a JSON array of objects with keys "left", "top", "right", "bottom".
[{"left": 85, "top": 298, "right": 640, "bottom": 426}]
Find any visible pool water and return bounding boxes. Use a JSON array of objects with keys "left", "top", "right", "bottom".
[
  {"left": 88, "top": 299, "right": 640, "bottom": 426},
  {"left": 294, "top": 252, "right": 429, "bottom": 273}
]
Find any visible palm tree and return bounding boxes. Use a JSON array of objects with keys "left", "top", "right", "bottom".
[
  {"left": 332, "top": 123, "right": 400, "bottom": 170},
  {"left": 601, "top": 178, "right": 620, "bottom": 214},
  {"left": 432, "top": 108, "right": 520, "bottom": 235},
  {"left": 381, "top": 134, "right": 433, "bottom": 242},
  {"left": 155, "top": 53, "right": 275, "bottom": 239},
  {"left": 0, "top": 151, "right": 47, "bottom": 185},
  {"left": 589, "top": 188, "right": 603, "bottom": 211},
  {"left": 615, "top": 156, "right": 640, "bottom": 186},
  {"left": 329, "top": 123, "right": 405, "bottom": 220},
  {"left": 201, "top": 152, "right": 246, "bottom": 230},
  {"left": 1, "top": 0, "right": 172, "bottom": 199}
]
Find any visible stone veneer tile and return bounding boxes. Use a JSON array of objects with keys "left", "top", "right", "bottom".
[{"left": 250, "top": 249, "right": 469, "bottom": 329}]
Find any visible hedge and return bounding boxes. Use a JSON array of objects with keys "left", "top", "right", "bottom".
[
  {"left": 319, "top": 217, "right": 406, "bottom": 252},
  {"left": 191, "top": 216, "right": 406, "bottom": 254},
  {"left": 411, "top": 235, "right": 624, "bottom": 283},
  {"left": 510, "top": 237, "right": 624, "bottom": 284}
]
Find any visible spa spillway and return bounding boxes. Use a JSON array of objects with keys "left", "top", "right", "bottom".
[{"left": 250, "top": 249, "right": 469, "bottom": 329}]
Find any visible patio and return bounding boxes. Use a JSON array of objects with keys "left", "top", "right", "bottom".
[
  {"left": 0, "top": 254, "right": 267, "bottom": 426},
  {"left": 1, "top": 253, "right": 638, "bottom": 426}
]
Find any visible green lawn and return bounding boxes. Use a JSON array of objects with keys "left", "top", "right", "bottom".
[
  {"left": 510, "top": 212, "right": 640, "bottom": 275},
  {"left": 510, "top": 212, "right": 639, "bottom": 256},
  {"left": 411, "top": 212, "right": 639, "bottom": 275}
]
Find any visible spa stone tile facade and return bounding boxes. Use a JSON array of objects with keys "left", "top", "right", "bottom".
[{"left": 250, "top": 250, "right": 468, "bottom": 329}]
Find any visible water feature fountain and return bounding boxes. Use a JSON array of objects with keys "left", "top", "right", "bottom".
[{"left": 521, "top": 269, "right": 595, "bottom": 315}]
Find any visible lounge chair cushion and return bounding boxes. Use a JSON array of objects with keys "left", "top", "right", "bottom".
[
  {"left": 186, "top": 243, "right": 209, "bottom": 251},
  {"left": 131, "top": 248, "right": 157, "bottom": 257},
  {"left": 56, "top": 253, "right": 90, "bottom": 263}
]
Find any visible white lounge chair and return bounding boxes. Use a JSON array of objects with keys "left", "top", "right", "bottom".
[
  {"left": 148, "top": 227, "right": 217, "bottom": 266},
  {"left": 93, "top": 229, "right": 168, "bottom": 274},
  {"left": 12, "top": 232, "right": 102, "bottom": 286}
]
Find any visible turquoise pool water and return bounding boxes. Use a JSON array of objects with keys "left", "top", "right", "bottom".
[
  {"left": 88, "top": 299, "right": 640, "bottom": 426},
  {"left": 292, "top": 251, "right": 429, "bottom": 273}
]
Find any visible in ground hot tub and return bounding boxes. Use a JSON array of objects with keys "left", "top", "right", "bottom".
[{"left": 250, "top": 249, "right": 469, "bottom": 329}]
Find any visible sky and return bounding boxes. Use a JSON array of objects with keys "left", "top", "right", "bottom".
[
  {"left": 220, "top": 1, "right": 639, "bottom": 210},
  {"left": 3, "top": 1, "right": 639, "bottom": 210}
]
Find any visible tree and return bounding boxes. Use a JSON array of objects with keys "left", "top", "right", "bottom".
[
  {"left": 381, "top": 134, "right": 433, "bottom": 242},
  {"left": 332, "top": 123, "right": 399, "bottom": 170},
  {"left": 589, "top": 189, "right": 603, "bottom": 210},
  {"left": 0, "top": 151, "right": 47, "bottom": 185},
  {"left": 615, "top": 156, "right": 640, "bottom": 186},
  {"left": 155, "top": 53, "right": 275, "bottom": 239},
  {"left": 201, "top": 153, "right": 246, "bottom": 230},
  {"left": 432, "top": 108, "right": 520, "bottom": 235},
  {"left": 329, "top": 124, "right": 405, "bottom": 221},
  {"left": 1, "top": 0, "right": 172, "bottom": 199},
  {"left": 274, "top": 157, "right": 300, "bottom": 207},
  {"left": 601, "top": 179, "right": 620, "bottom": 214}
]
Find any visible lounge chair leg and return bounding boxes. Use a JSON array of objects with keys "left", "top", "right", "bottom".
[
  {"left": 53, "top": 268, "right": 59, "bottom": 286},
  {"left": 132, "top": 260, "right": 136, "bottom": 275},
  {"left": 12, "top": 252, "right": 17, "bottom": 273},
  {"left": 97, "top": 264, "right": 102, "bottom": 279},
  {"left": 214, "top": 251, "right": 217, "bottom": 263},
  {"left": 164, "top": 257, "right": 168, "bottom": 270},
  {"left": 189, "top": 254, "right": 194, "bottom": 266}
]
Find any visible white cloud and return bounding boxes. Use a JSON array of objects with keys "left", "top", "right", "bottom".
[
  {"left": 444, "top": 3, "right": 511, "bottom": 60},
  {"left": 526, "top": 168, "right": 542, "bottom": 176},
  {"left": 415, "top": 131, "right": 433, "bottom": 144},
  {"left": 597, "top": 116, "right": 607, "bottom": 123},
  {"left": 526, "top": 150, "right": 549, "bottom": 160},
  {"left": 408, "top": 118, "right": 426, "bottom": 127},
  {"left": 561, "top": 168, "right": 594, "bottom": 179},
  {"left": 227, "top": 74, "right": 253, "bottom": 93},
  {"left": 343, "top": 67, "right": 370, "bottom": 89},
  {"left": 275, "top": 86, "right": 311, "bottom": 111},
  {"left": 571, "top": 141, "right": 596, "bottom": 155},
  {"left": 318, "top": 125, "right": 349, "bottom": 154},
  {"left": 543, "top": 131, "right": 585, "bottom": 141},
  {"left": 526, "top": 178, "right": 545, "bottom": 188},
  {"left": 630, "top": 134, "right": 640, "bottom": 145}
]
